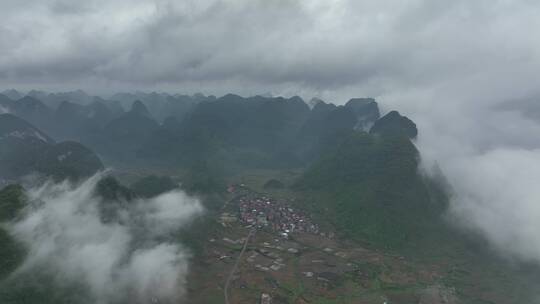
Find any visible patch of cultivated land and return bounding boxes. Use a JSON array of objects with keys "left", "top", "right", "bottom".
[{"left": 187, "top": 186, "right": 458, "bottom": 304}]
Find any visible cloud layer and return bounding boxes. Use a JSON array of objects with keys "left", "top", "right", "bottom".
[
  {"left": 0, "top": 0, "right": 538, "bottom": 99},
  {"left": 443, "top": 148, "right": 540, "bottom": 262},
  {"left": 6, "top": 173, "right": 203, "bottom": 304}
]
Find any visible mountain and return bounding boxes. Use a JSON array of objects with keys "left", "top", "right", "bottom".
[
  {"left": 35, "top": 141, "right": 104, "bottom": 180},
  {"left": 304, "top": 103, "right": 356, "bottom": 138},
  {"left": 111, "top": 92, "right": 208, "bottom": 122},
  {"left": 299, "top": 101, "right": 338, "bottom": 137},
  {"left": 345, "top": 98, "right": 380, "bottom": 130},
  {"left": 307, "top": 97, "right": 325, "bottom": 108},
  {"left": 0, "top": 114, "right": 54, "bottom": 179},
  {"left": 130, "top": 99, "right": 151, "bottom": 116},
  {"left": 136, "top": 94, "right": 386, "bottom": 170},
  {"left": 130, "top": 175, "right": 178, "bottom": 198},
  {"left": 1, "top": 89, "right": 22, "bottom": 101},
  {"left": 102, "top": 100, "right": 159, "bottom": 158},
  {"left": 9, "top": 96, "right": 54, "bottom": 133},
  {"left": 0, "top": 94, "right": 15, "bottom": 114},
  {"left": 297, "top": 123, "right": 440, "bottom": 248},
  {"left": 158, "top": 94, "right": 202, "bottom": 122},
  {"left": 2, "top": 92, "right": 387, "bottom": 170},
  {"left": 137, "top": 116, "right": 183, "bottom": 161},
  {"left": 104, "top": 99, "right": 125, "bottom": 116},
  {"left": 29, "top": 99, "right": 116, "bottom": 151},
  {"left": 370, "top": 110, "right": 418, "bottom": 139},
  {"left": 0, "top": 184, "right": 25, "bottom": 222},
  {"left": 25, "top": 90, "right": 49, "bottom": 104},
  {"left": 298, "top": 98, "right": 382, "bottom": 142},
  {"left": 96, "top": 176, "right": 137, "bottom": 202},
  {"left": 14, "top": 96, "right": 51, "bottom": 114},
  {"left": 295, "top": 101, "right": 357, "bottom": 161},
  {"left": 296, "top": 109, "right": 436, "bottom": 248},
  {"left": 0, "top": 113, "right": 53, "bottom": 143},
  {"left": 0, "top": 114, "right": 103, "bottom": 181},
  {"left": 138, "top": 94, "right": 311, "bottom": 168},
  {"left": 55, "top": 99, "right": 113, "bottom": 126},
  {"left": 27, "top": 89, "right": 93, "bottom": 110},
  {"left": 178, "top": 94, "right": 309, "bottom": 151}
]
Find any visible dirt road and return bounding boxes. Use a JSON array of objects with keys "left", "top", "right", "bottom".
[{"left": 224, "top": 227, "right": 256, "bottom": 304}]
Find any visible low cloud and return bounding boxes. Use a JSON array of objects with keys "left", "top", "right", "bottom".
[
  {"left": 6, "top": 173, "right": 203, "bottom": 304},
  {"left": 443, "top": 147, "right": 540, "bottom": 263},
  {"left": 413, "top": 94, "right": 540, "bottom": 264}
]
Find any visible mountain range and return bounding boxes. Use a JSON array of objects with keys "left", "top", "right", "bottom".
[{"left": 0, "top": 89, "right": 424, "bottom": 244}]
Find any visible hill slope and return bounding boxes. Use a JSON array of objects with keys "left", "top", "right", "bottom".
[
  {"left": 0, "top": 114, "right": 103, "bottom": 181},
  {"left": 297, "top": 129, "right": 444, "bottom": 249}
]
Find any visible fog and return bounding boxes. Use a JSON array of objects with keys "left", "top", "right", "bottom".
[
  {"left": 6, "top": 173, "right": 203, "bottom": 303},
  {"left": 414, "top": 100, "right": 540, "bottom": 264},
  {"left": 442, "top": 148, "right": 540, "bottom": 261}
]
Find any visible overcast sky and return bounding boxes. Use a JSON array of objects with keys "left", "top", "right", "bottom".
[
  {"left": 0, "top": 0, "right": 538, "bottom": 101},
  {"left": 3, "top": 0, "right": 540, "bottom": 264}
]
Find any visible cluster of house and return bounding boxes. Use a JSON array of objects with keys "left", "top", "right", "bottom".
[{"left": 238, "top": 195, "right": 319, "bottom": 237}]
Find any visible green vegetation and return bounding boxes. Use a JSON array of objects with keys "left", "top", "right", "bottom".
[
  {"left": 130, "top": 175, "right": 178, "bottom": 198},
  {"left": 0, "top": 184, "right": 25, "bottom": 221},
  {"left": 102, "top": 100, "right": 160, "bottom": 159},
  {"left": 96, "top": 176, "right": 136, "bottom": 201},
  {"left": 0, "top": 271, "right": 91, "bottom": 304},
  {"left": 263, "top": 178, "right": 285, "bottom": 189},
  {"left": 36, "top": 141, "right": 104, "bottom": 181},
  {"left": 182, "top": 160, "right": 226, "bottom": 194},
  {"left": 0, "top": 229, "right": 24, "bottom": 280},
  {"left": 296, "top": 131, "right": 443, "bottom": 249},
  {"left": 0, "top": 185, "right": 26, "bottom": 279}
]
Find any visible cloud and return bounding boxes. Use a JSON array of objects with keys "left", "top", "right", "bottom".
[
  {"left": 443, "top": 147, "right": 540, "bottom": 263},
  {"left": 0, "top": 0, "right": 538, "bottom": 98},
  {"left": 5, "top": 173, "right": 203, "bottom": 304},
  {"left": 413, "top": 89, "right": 540, "bottom": 264}
]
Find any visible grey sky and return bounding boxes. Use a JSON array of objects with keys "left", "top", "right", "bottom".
[
  {"left": 0, "top": 0, "right": 538, "bottom": 100},
  {"left": 3, "top": 0, "right": 540, "bottom": 263}
]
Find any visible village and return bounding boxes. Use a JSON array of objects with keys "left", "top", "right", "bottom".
[
  {"left": 221, "top": 184, "right": 323, "bottom": 238},
  {"left": 213, "top": 185, "right": 353, "bottom": 303},
  {"left": 237, "top": 194, "right": 320, "bottom": 237},
  {"left": 191, "top": 185, "right": 452, "bottom": 304}
]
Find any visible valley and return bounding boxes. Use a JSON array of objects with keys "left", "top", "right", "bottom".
[
  {"left": 1, "top": 90, "right": 539, "bottom": 304},
  {"left": 188, "top": 184, "right": 455, "bottom": 304},
  {"left": 178, "top": 178, "right": 537, "bottom": 304}
]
